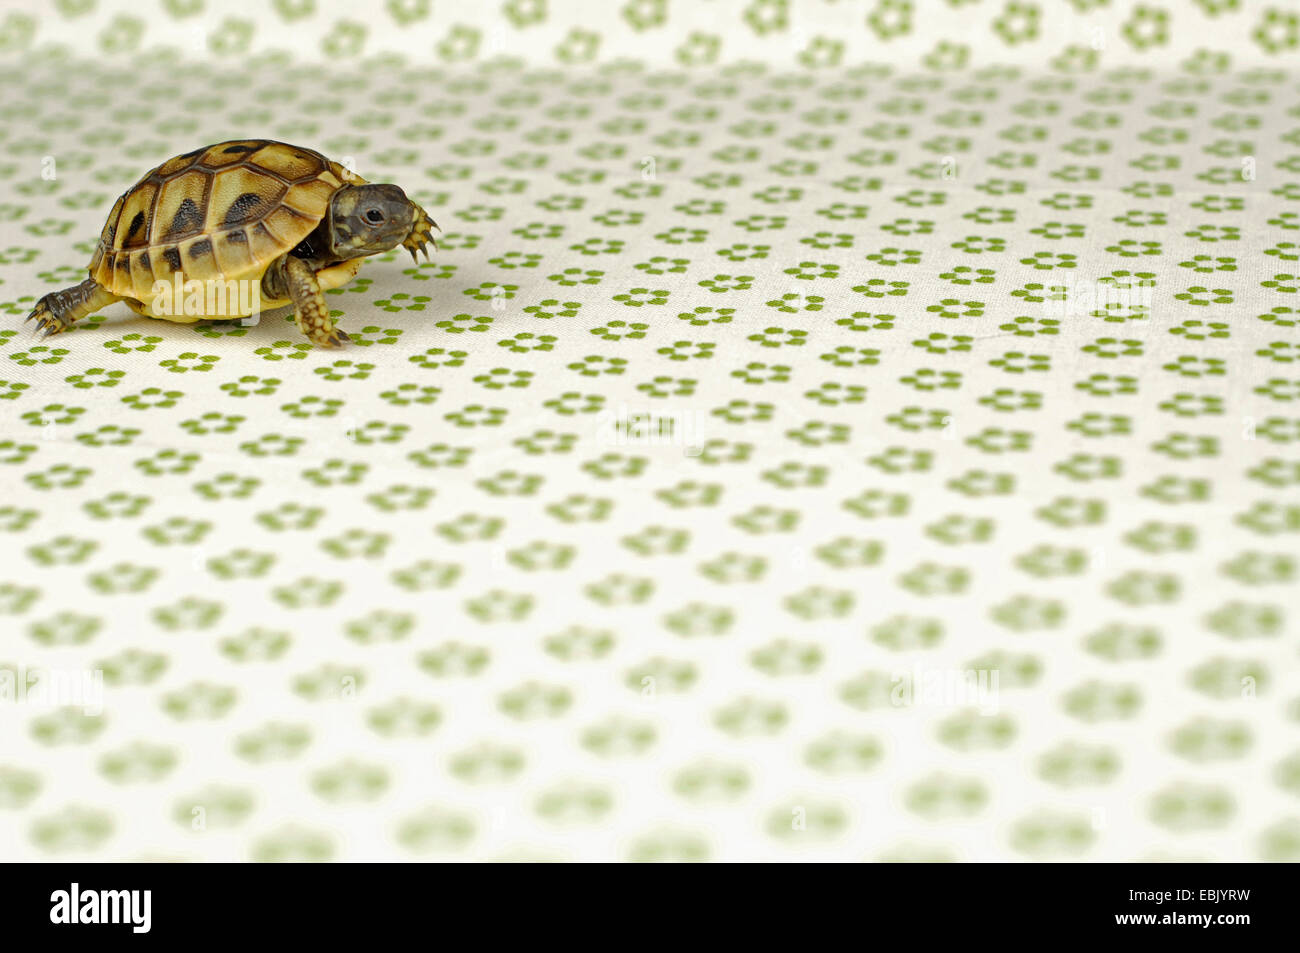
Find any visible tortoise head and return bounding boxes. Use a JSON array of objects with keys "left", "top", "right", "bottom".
[{"left": 326, "top": 184, "right": 419, "bottom": 259}]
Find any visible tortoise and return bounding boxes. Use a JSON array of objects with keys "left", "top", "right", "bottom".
[{"left": 26, "top": 139, "right": 437, "bottom": 348}]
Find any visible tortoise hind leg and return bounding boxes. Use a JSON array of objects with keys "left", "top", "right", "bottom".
[
  {"left": 268, "top": 255, "right": 349, "bottom": 348},
  {"left": 26, "top": 279, "right": 121, "bottom": 337}
]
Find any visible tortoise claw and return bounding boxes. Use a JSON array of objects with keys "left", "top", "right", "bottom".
[
  {"left": 26, "top": 297, "right": 71, "bottom": 337},
  {"left": 307, "top": 326, "right": 349, "bottom": 349},
  {"left": 401, "top": 204, "right": 440, "bottom": 264}
]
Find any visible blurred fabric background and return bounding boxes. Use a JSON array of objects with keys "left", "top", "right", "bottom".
[{"left": 0, "top": 0, "right": 1297, "bottom": 861}]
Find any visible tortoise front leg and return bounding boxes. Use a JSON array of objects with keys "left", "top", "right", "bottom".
[
  {"left": 267, "top": 255, "right": 349, "bottom": 348},
  {"left": 401, "top": 203, "right": 439, "bottom": 263},
  {"left": 26, "top": 278, "right": 121, "bottom": 337}
]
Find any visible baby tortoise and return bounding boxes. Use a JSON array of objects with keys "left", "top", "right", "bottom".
[{"left": 26, "top": 139, "right": 437, "bottom": 347}]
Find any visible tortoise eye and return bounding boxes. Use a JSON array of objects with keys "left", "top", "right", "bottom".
[{"left": 364, "top": 208, "right": 384, "bottom": 224}]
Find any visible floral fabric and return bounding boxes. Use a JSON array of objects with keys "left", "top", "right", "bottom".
[{"left": 1, "top": 0, "right": 1298, "bottom": 862}]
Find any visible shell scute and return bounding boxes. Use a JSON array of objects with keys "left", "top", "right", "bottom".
[
  {"left": 280, "top": 176, "right": 338, "bottom": 217},
  {"left": 115, "top": 183, "right": 157, "bottom": 251},
  {"left": 208, "top": 166, "right": 288, "bottom": 232},
  {"left": 200, "top": 140, "right": 269, "bottom": 167},
  {"left": 248, "top": 143, "right": 328, "bottom": 181},
  {"left": 155, "top": 171, "right": 210, "bottom": 240}
]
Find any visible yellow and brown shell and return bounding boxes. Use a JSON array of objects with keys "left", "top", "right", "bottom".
[{"left": 88, "top": 139, "right": 366, "bottom": 318}]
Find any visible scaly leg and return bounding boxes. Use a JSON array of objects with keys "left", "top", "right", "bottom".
[
  {"left": 26, "top": 278, "right": 121, "bottom": 337},
  {"left": 267, "top": 255, "right": 349, "bottom": 348}
]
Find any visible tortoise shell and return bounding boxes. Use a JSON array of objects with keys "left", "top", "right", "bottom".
[{"left": 88, "top": 139, "right": 367, "bottom": 303}]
